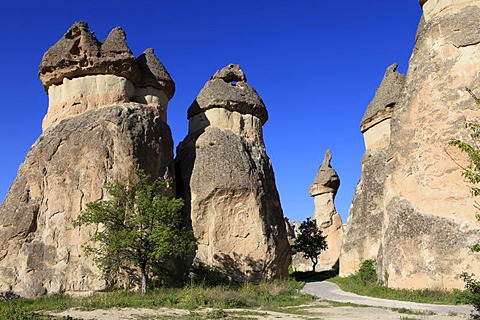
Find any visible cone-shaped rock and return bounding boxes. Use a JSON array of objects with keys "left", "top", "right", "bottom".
[
  {"left": 136, "top": 48, "right": 175, "bottom": 100},
  {"left": 175, "top": 64, "right": 290, "bottom": 281},
  {"left": 380, "top": 1, "right": 480, "bottom": 289},
  {"left": 293, "top": 150, "right": 343, "bottom": 272},
  {"left": 340, "top": 64, "right": 405, "bottom": 277},
  {"left": 0, "top": 22, "right": 176, "bottom": 297},
  {"left": 309, "top": 150, "right": 340, "bottom": 196},
  {"left": 341, "top": 1, "right": 480, "bottom": 289}
]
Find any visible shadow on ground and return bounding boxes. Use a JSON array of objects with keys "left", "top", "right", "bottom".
[{"left": 291, "top": 270, "right": 338, "bottom": 283}]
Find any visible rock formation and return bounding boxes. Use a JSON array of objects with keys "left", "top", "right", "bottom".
[
  {"left": 340, "top": 64, "right": 405, "bottom": 276},
  {"left": 175, "top": 64, "right": 291, "bottom": 281},
  {"left": 39, "top": 21, "right": 174, "bottom": 129},
  {"left": 341, "top": 1, "right": 480, "bottom": 289},
  {"left": 292, "top": 150, "right": 343, "bottom": 272},
  {"left": 0, "top": 22, "right": 176, "bottom": 297}
]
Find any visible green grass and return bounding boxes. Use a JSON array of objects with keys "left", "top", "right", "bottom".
[
  {"left": 0, "top": 280, "right": 315, "bottom": 319},
  {"left": 329, "top": 276, "right": 472, "bottom": 305}
]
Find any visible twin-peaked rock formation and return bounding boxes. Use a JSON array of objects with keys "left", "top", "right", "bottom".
[
  {"left": 292, "top": 150, "right": 343, "bottom": 272},
  {"left": 39, "top": 21, "right": 174, "bottom": 129},
  {"left": 0, "top": 23, "right": 289, "bottom": 297},
  {"left": 342, "top": 0, "right": 480, "bottom": 289},
  {"left": 176, "top": 64, "right": 290, "bottom": 281},
  {"left": 0, "top": 22, "right": 176, "bottom": 297}
]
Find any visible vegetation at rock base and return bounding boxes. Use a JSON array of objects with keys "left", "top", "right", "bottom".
[
  {"left": 0, "top": 280, "right": 314, "bottom": 319},
  {"left": 449, "top": 88, "right": 480, "bottom": 319},
  {"left": 74, "top": 168, "right": 196, "bottom": 294},
  {"left": 329, "top": 260, "right": 473, "bottom": 305},
  {"left": 291, "top": 218, "right": 328, "bottom": 272}
]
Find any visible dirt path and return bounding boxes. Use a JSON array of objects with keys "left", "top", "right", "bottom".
[
  {"left": 302, "top": 281, "right": 473, "bottom": 315},
  {"left": 52, "top": 301, "right": 472, "bottom": 320}
]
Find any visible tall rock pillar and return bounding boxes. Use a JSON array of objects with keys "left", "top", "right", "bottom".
[
  {"left": 292, "top": 150, "right": 343, "bottom": 272},
  {"left": 310, "top": 150, "right": 343, "bottom": 271},
  {"left": 0, "top": 22, "right": 176, "bottom": 297},
  {"left": 175, "top": 64, "right": 291, "bottom": 281},
  {"left": 340, "top": 64, "right": 405, "bottom": 276},
  {"left": 380, "top": 0, "right": 480, "bottom": 289}
]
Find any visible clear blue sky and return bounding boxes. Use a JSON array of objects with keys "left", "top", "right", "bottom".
[{"left": 0, "top": 1, "right": 422, "bottom": 223}]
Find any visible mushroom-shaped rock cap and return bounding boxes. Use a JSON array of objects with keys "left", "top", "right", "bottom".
[
  {"left": 309, "top": 150, "right": 340, "bottom": 196},
  {"left": 187, "top": 64, "right": 268, "bottom": 124},
  {"left": 39, "top": 21, "right": 140, "bottom": 90},
  {"left": 136, "top": 48, "right": 175, "bottom": 100},
  {"left": 360, "top": 63, "right": 405, "bottom": 132}
]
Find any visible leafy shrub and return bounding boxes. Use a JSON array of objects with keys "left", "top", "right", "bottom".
[
  {"left": 460, "top": 272, "right": 480, "bottom": 319},
  {"left": 355, "top": 259, "right": 378, "bottom": 285}
]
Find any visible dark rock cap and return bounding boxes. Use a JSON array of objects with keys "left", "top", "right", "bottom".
[
  {"left": 136, "top": 48, "right": 175, "bottom": 100},
  {"left": 39, "top": 21, "right": 139, "bottom": 90},
  {"left": 309, "top": 150, "right": 340, "bottom": 196},
  {"left": 187, "top": 64, "right": 268, "bottom": 124},
  {"left": 419, "top": 0, "right": 428, "bottom": 7},
  {"left": 360, "top": 63, "right": 405, "bottom": 132},
  {"left": 38, "top": 21, "right": 175, "bottom": 100}
]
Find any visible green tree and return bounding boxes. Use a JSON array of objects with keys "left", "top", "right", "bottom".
[
  {"left": 292, "top": 218, "right": 328, "bottom": 272},
  {"left": 75, "top": 169, "right": 196, "bottom": 294},
  {"left": 449, "top": 87, "right": 480, "bottom": 318}
]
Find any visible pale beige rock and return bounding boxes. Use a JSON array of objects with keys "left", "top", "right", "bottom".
[
  {"left": 175, "top": 65, "right": 290, "bottom": 281},
  {"left": 340, "top": 64, "right": 404, "bottom": 277},
  {"left": 0, "top": 105, "right": 175, "bottom": 298},
  {"left": 422, "top": 0, "right": 477, "bottom": 21},
  {"left": 188, "top": 108, "right": 264, "bottom": 145},
  {"left": 0, "top": 22, "right": 176, "bottom": 298},
  {"left": 380, "top": 1, "right": 480, "bottom": 289},
  {"left": 44, "top": 75, "right": 134, "bottom": 129},
  {"left": 293, "top": 150, "right": 343, "bottom": 272},
  {"left": 362, "top": 119, "right": 391, "bottom": 150},
  {"left": 341, "top": 1, "right": 480, "bottom": 289}
]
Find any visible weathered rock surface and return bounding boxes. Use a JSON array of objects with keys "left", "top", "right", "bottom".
[
  {"left": 40, "top": 22, "right": 174, "bottom": 130},
  {"left": 293, "top": 150, "right": 343, "bottom": 272},
  {"left": 0, "top": 105, "right": 174, "bottom": 297},
  {"left": 176, "top": 64, "right": 290, "bottom": 281},
  {"left": 340, "top": 64, "right": 405, "bottom": 276},
  {"left": 342, "top": 1, "right": 480, "bottom": 289},
  {"left": 381, "top": 1, "right": 480, "bottom": 289},
  {"left": 0, "top": 23, "right": 176, "bottom": 297},
  {"left": 39, "top": 22, "right": 140, "bottom": 90}
]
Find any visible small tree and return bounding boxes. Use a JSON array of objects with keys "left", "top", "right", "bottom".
[
  {"left": 75, "top": 169, "right": 196, "bottom": 294},
  {"left": 449, "top": 88, "right": 480, "bottom": 318},
  {"left": 292, "top": 218, "right": 328, "bottom": 272}
]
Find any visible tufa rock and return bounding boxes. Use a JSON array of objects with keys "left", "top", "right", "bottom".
[
  {"left": 187, "top": 64, "right": 268, "bottom": 124},
  {"left": 40, "top": 22, "right": 174, "bottom": 130},
  {"left": 0, "top": 105, "right": 175, "bottom": 298},
  {"left": 136, "top": 48, "right": 175, "bottom": 100},
  {"left": 175, "top": 64, "right": 290, "bottom": 281},
  {"left": 39, "top": 21, "right": 140, "bottom": 90},
  {"left": 380, "top": 1, "right": 480, "bottom": 289},
  {"left": 292, "top": 150, "right": 343, "bottom": 272},
  {"left": 340, "top": 63, "right": 404, "bottom": 277},
  {"left": 360, "top": 63, "right": 405, "bottom": 133},
  {"left": 309, "top": 150, "right": 340, "bottom": 196},
  {"left": 0, "top": 22, "right": 176, "bottom": 297},
  {"left": 341, "top": 1, "right": 480, "bottom": 289}
]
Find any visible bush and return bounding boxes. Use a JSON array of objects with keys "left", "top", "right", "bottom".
[
  {"left": 355, "top": 260, "right": 378, "bottom": 285},
  {"left": 460, "top": 272, "right": 480, "bottom": 319}
]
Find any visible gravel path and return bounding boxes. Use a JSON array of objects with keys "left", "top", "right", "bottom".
[{"left": 302, "top": 281, "right": 474, "bottom": 315}]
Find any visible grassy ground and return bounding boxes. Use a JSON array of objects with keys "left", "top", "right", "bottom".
[
  {"left": 0, "top": 280, "right": 316, "bottom": 319},
  {"left": 291, "top": 269, "right": 472, "bottom": 306}
]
